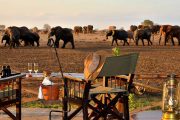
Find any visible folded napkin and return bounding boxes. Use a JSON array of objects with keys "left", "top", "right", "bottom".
[
  {"left": 38, "top": 77, "right": 54, "bottom": 99},
  {"left": 42, "top": 77, "right": 54, "bottom": 85}
]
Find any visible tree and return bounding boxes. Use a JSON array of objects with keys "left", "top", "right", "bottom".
[
  {"left": 141, "top": 19, "right": 154, "bottom": 26},
  {"left": 0, "top": 25, "right": 6, "bottom": 31},
  {"left": 43, "top": 24, "right": 51, "bottom": 31},
  {"left": 32, "top": 27, "right": 39, "bottom": 33}
]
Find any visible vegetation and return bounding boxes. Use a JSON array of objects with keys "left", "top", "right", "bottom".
[
  {"left": 43, "top": 24, "right": 51, "bottom": 31},
  {"left": 112, "top": 47, "right": 120, "bottom": 56},
  {"left": 129, "top": 93, "right": 162, "bottom": 111},
  {"left": 141, "top": 19, "right": 154, "bottom": 26},
  {"left": 22, "top": 93, "right": 162, "bottom": 111},
  {"left": 0, "top": 25, "right": 5, "bottom": 31},
  {"left": 22, "top": 100, "right": 63, "bottom": 108}
]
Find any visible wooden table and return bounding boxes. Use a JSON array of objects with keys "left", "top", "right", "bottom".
[{"left": 0, "top": 73, "right": 26, "bottom": 120}]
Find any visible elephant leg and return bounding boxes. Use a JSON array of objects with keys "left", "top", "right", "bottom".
[
  {"left": 111, "top": 39, "right": 115, "bottom": 46},
  {"left": 147, "top": 40, "right": 150, "bottom": 46},
  {"left": 124, "top": 39, "right": 129, "bottom": 46},
  {"left": 54, "top": 40, "right": 59, "bottom": 48},
  {"left": 147, "top": 39, "right": 152, "bottom": 46},
  {"left": 11, "top": 40, "right": 16, "bottom": 48},
  {"left": 171, "top": 37, "right": 175, "bottom": 46},
  {"left": 31, "top": 41, "right": 35, "bottom": 46},
  {"left": 122, "top": 40, "right": 125, "bottom": 46},
  {"left": 61, "top": 41, "right": 67, "bottom": 48},
  {"left": 47, "top": 39, "right": 52, "bottom": 46},
  {"left": 150, "top": 39, "right": 153, "bottom": 45},
  {"left": 14, "top": 40, "right": 20, "bottom": 47},
  {"left": 71, "top": 40, "right": 75, "bottom": 49},
  {"left": 4, "top": 41, "right": 7, "bottom": 47},
  {"left": 35, "top": 40, "right": 39, "bottom": 47},
  {"left": 152, "top": 35, "right": 154, "bottom": 42},
  {"left": 142, "top": 39, "right": 145, "bottom": 46},
  {"left": 115, "top": 39, "right": 119, "bottom": 46},
  {"left": 37, "top": 41, "right": 40, "bottom": 47},
  {"left": 178, "top": 36, "right": 180, "bottom": 45},
  {"left": 136, "top": 39, "right": 138, "bottom": 46},
  {"left": 164, "top": 34, "right": 168, "bottom": 46},
  {"left": 24, "top": 41, "right": 28, "bottom": 46},
  {"left": 159, "top": 36, "right": 162, "bottom": 45}
]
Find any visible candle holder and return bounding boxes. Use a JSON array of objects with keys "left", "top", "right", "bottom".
[{"left": 162, "top": 74, "right": 180, "bottom": 120}]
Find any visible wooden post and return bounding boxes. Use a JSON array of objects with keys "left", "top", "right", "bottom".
[
  {"left": 63, "top": 78, "right": 68, "bottom": 120},
  {"left": 16, "top": 78, "right": 22, "bottom": 120},
  {"left": 82, "top": 81, "right": 91, "bottom": 120}
]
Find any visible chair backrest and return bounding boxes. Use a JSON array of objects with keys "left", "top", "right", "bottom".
[{"left": 98, "top": 53, "right": 139, "bottom": 77}]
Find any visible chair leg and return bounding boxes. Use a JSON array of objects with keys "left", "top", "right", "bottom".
[
  {"left": 49, "top": 110, "right": 63, "bottom": 120},
  {"left": 83, "top": 103, "right": 89, "bottom": 120},
  {"left": 123, "top": 95, "right": 129, "bottom": 120}
]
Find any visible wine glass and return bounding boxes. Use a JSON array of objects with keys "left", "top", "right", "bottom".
[
  {"left": 34, "top": 63, "right": 38, "bottom": 74},
  {"left": 28, "top": 63, "right": 33, "bottom": 74}
]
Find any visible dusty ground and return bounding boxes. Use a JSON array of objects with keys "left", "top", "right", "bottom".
[
  {"left": 0, "top": 32, "right": 180, "bottom": 119},
  {"left": 0, "top": 32, "right": 180, "bottom": 75},
  {"left": 1, "top": 32, "right": 180, "bottom": 96}
]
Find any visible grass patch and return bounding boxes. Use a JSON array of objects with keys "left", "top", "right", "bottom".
[
  {"left": 22, "top": 93, "right": 162, "bottom": 111},
  {"left": 22, "top": 100, "right": 63, "bottom": 108},
  {"left": 129, "top": 93, "right": 162, "bottom": 111}
]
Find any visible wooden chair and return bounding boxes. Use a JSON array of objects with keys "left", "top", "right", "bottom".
[
  {"left": 88, "top": 53, "right": 139, "bottom": 120},
  {"left": 50, "top": 53, "right": 139, "bottom": 120}
]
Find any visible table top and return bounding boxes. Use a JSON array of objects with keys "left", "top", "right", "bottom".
[
  {"left": 24, "top": 72, "right": 84, "bottom": 78},
  {"left": 0, "top": 73, "right": 26, "bottom": 82},
  {"left": 131, "top": 110, "right": 162, "bottom": 120}
]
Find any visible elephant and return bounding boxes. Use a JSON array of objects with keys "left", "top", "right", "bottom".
[
  {"left": 4, "top": 26, "right": 40, "bottom": 48},
  {"left": 134, "top": 28, "right": 152, "bottom": 46},
  {"left": 74, "top": 26, "right": 82, "bottom": 35},
  {"left": 1, "top": 34, "right": 10, "bottom": 46},
  {"left": 4, "top": 26, "right": 21, "bottom": 48},
  {"left": 48, "top": 26, "right": 75, "bottom": 49},
  {"left": 21, "top": 31, "right": 40, "bottom": 46},
  {"left": 150, "top": 25, "right": 161, "bottom": 41},
  {"left": 106, "top": 30, "right": 129, "bottom": 46},
  {"left": 18, "top": 26, "right": 40, "bottom": 47},
  {"left": 108, "top": 26, "right": 116, "bottom": 31},
  {"left": 159, "top": 25, "right": 180, "bottom": 46},
  {"left": 19, "top": 26, "right": 30, "bottom": 33},
  {"left": 87, "top": 25, "right": 93, "bottom": 33},
  {"left": 168, "top": 26, "right": 180, "bottom": 45},
  {"left": 127, "top": 30, "right": 135, "bottom": 43},
  {"left": 130, "top": 25, "right": 137, "bottom": 32},
  {"left": 83, "top": 26, "right": 88, "bottom": 34}
]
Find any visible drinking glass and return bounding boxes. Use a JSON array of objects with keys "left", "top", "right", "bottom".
[
  {"left": 34, "top": 63, "right": 38, "bottom": 74},
  {"left": 28, "top": 63, "right": 33, "bottom": 74}
]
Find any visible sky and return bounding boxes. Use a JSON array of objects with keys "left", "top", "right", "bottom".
[{"left": 0, "top": 0, "right": 180, "bottom": 30}]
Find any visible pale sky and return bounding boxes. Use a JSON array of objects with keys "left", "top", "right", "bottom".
[{"left": 0, "top": 0, "right": 180, "bottom": 30}]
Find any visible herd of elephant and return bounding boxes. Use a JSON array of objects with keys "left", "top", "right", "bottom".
[
  {"left": 2, "top": 26, "right": 40, "bottom": 48},
  {"left": 74, "top": 25, "right": 93, "bottom": 34},
  {"left": 1, "top": 26, "right": 75, "bottom": 49},
  {"left": 106, "top": 25, "right": 180, "bottom": 46},
  {"left": 1, "top": 24, "right": 180, "bottom": 49}
]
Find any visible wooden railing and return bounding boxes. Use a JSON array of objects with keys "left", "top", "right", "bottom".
[{"left": 0, "top": 73, "right": 26, "bottom": 120}]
